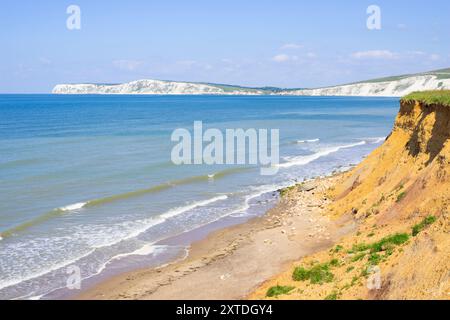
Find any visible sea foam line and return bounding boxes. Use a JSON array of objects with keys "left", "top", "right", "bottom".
[
  {"left": 0, "top": 194, "right": 228, "bottom": 294},
  {"left": 297, "top": 138, "right": 320, "bottom": 143},
  {"left": 278, "top": 141, "right": 366, "bottom": 168},
  {"left": 59, "top": 202, "right": 87, "bottom": 211},
  {"left": 0, "top": 167, "right": 247, "bottom": 239}
]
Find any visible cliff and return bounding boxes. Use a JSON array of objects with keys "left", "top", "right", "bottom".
[
  {"left": 52, "top": 79, "right": 264, "bottom": 95},
  {"left": 281, "top": 74, "right": 450, "bottom": 97},
  {"left": 52, "top": 68, "right": 450, "bottom": 96},
  {"left": 251, "top": 91, "right": 450, "bottom": 300}
]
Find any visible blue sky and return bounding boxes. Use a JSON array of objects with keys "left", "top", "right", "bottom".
[{"left": 1, "top": 0, "right": 449, "bottom": 93}]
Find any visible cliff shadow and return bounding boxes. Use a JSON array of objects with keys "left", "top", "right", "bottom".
[{"left": 406, "top": 104, "right": 450, "bottom": 165}]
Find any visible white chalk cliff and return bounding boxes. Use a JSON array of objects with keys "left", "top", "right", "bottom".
[
  {"left": 52, "top": 80, "right": 263, "bottom": 95},
  {"left": 53, "top": 68, "right": 450, "bottom": 97},
  {"left": 281, "top": 75, "right": 450, "bottom": 97}
]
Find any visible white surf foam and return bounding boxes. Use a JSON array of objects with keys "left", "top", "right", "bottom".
[
  {"left": 59, "top": 202, "right": 87, "bottom": 211},
  {"left": 160, "top": 195, "right": 228, "bottom": 220},
  {"left": 297, "top": 138, "right": 320, "bottom": 143},
  {"left": 0, "top": 247, "right": 96, "bottom": 292},
  {"left": 94, "top": 244, "right": 168, "bottom": 276},
  {"left": 229, "top": 184, "right": 284, "bottom": 217},
  {"left": 0, "top": 195, "right": 228, "bottom": 295},
  {"left": 370, "top": 137, "right": 386, "bottom": 144},
  {"left": 278, "top": 141, "right": 366, "bottom": 168}
]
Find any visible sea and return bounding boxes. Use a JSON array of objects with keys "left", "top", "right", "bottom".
[{"left": 0, "top": 94, "right": 399, "bottom": 299}]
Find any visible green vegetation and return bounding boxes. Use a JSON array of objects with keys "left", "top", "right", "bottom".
[
  {"left": 324, "top": 291, "right": 339, "bottom": 300},
  {"left": 266, "top": 285, "right": 295, "bottom": 297},
  {"left": 278, "top": 185, "right": 297, "bottom": 197},
  {"left": 412, "top": 215, "right": 437, "bottom": 236},
  {"left": 347, "top": 243, "right": 370, "bottom": 254},
  {"left": 402, "top": 90, "right": 450, "bottom": 106},
  {"left": 351, "top": 252, "right": 366, "bottom": 262},
  {"left": 396, "top": 191, "right": 407, "bottom": 202},
  {"left": 368, "top": 253, "right": 382, "bottom": 265},
  {"left": 370, "top": 233, "right": 409, "bottom": 252},
  {"left": 329, "top": 258, "right": 340, "bottom": 267},
  {"left": 293, "top": 262, "right": 334, "bottom": 284},
  {"left": 346, "top": 233, "right": 409, "bottom": 260}
]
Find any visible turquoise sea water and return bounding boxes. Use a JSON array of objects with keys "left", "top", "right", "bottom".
[{"left": 0, "top": 95, "right": 398, "bottom": 299}]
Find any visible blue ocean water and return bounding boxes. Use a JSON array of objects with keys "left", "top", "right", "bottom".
[{"left": 0, "top": 94, "right": 398, "bottom": 299}]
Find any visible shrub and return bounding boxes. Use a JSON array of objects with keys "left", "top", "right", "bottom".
[
  {"left": 368, "top": 253, "right": 382, "bottom": 265},
  {"left": 370, "top": 233, "right": 409, "bottom": 252},
  {"left": 324, "top": 291, "right": 339, "bottom": 300},
  {"left": 412, "top": 215, "right": 437, "bottom": 236},
  {"left": 293, "top": 263, "right": 334, "bottom": 284},
  {"left": 329, "top": 258, "right": 340, "bottom": 267},
  {"left": 266, "top": 285, "right": 295, "bottom": 297},
  {"left": 292, "top": 267, "right": 310, "bottom": 281}
]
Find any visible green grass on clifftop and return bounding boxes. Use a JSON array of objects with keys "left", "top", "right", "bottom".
[{"left": 402, "top": 90, "right": 450, "bottom": 106}]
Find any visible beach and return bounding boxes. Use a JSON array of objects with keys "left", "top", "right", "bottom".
[
  {"left": 0, "top": 95, "right": 395, "bottom": 299},
  {"left": 77, "top": 173, "right": 356, "bottom": 299}
]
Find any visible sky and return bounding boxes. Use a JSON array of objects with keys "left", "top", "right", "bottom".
[{"left": 0, "top": 0, "right": 449, "bottom": 93}]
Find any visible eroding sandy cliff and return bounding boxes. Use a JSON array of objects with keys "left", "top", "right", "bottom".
[{"left": 251, "top": 93, "right": 450, "bottom": 300}]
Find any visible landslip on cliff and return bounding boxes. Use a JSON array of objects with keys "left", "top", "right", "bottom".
[{"left": 250, "top": 90, "right": 450, "bottom": 300}]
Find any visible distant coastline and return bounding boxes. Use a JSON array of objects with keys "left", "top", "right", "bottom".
[{"left": 53, "top": 67, "right": 450, "bottom": 97}]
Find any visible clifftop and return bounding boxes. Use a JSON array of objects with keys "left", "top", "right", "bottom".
[
  {"left": 252, "top": 91, "right": 450, "bottom": 300},
  {"left": 402, "top": 90, "right": 450, "bottom": 106}
]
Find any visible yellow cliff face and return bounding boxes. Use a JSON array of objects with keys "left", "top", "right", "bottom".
[
  {"left": 330, "top": 99, "right": 450, "bottom": 224},
  {"left": 251, "top": 95, "right": 450, "bottom": 300}
]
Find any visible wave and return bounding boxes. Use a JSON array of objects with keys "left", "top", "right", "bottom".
[
  {"left": 0, "top": 194, "right": 228, "bottom": 293},
  {"left": 59, "top": 202, "right": 87, "bottom": 211},
  {"left": 160, "top": 195, "right": 228, "bottom": 220},
  {"left": 93, "top": 244, "right": 169, "bottom": 277},
  {"left": 0, "top": 167, "right": 248, "bottom": 239},
  {"left": 368, "top": 136, "right": 386, "bottom": 144},
  {"left": 278, "top": 141, "right": 366, "bottom": 168},
  {"left": 229, "top": 184, "right": 284, "bottom": 217},
  {"left": 296, "top": 138, "right": 320, "bottom": 144}
]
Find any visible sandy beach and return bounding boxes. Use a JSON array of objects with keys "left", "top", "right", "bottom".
[{"left": 77, "top": 173, "right": 356, "bottom": 300}]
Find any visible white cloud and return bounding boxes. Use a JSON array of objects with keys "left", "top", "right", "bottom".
[
  {"left": 407, "top": 50, "right": 426, "bottom": 56},
  {"left": 113, "top": 60, "right": 143, "bottom": 71},
  {"left": 280, "top": 43, "right": 303, "bottom": 50},
  {"left": 272, "top": 54, "right": 291, "bottom": 62},
  {"left": 351, "top": 50, "right": 396, "bottom": 59},
  {"left": 306, "top": 52, "right": 317, "bottom": 58},
  {"left": 430, "top": 54, "right": 440, "bottom": 61},
  {"left": 397, "top": 23, "right": 407, "bottom": 29}
]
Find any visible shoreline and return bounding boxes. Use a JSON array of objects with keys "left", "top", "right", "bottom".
[{"left": 76, "top": 172, "right": 356, "bottom": 300}]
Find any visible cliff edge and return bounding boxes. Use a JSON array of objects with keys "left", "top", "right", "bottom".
[{"left": 251, "top": 91, "right": 450, "bottom": 300}]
